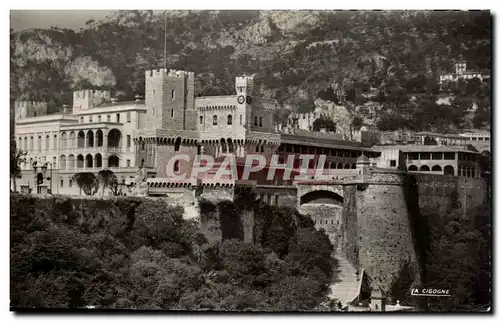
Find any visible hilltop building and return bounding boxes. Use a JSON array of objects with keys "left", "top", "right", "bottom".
[{"left": 439, "top": 61, "right": 490, "bottom": 87}]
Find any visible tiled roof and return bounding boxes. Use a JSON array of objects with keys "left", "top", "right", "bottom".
[{"left": 373, "top": 144, "right": 480, "bottom": 154}]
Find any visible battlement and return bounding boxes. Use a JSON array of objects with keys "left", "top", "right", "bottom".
[
  {"left": 73, "top": 89, "right": 111, "bottom": 112},
  {"left": 235, "top": 76, "right": 254, "bottom": 86},
  {"left": 73, "top": 89, "right": 111, "bottom": 100},
  {"left": 15, "top": 100, "right": 48, "bottom": 119},
  {"left": 145, "top": 68, "right": 195, "bottom": 79}
]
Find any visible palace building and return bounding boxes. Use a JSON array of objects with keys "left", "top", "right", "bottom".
[{"left": 13, "top": 67, "right": 485, "bottom": 198}]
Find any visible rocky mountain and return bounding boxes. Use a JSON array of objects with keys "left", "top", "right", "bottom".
[{"left": 10, "top": 10, "right": 491, "bottom": 131}]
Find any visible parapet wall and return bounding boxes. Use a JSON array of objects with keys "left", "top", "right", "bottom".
[{"left": 413, "top": 173, "right": 487, "bottom": 213}]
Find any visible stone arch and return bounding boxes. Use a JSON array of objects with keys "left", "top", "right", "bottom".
[
  {"left": 300, "top": 190, "right": 343, "bottom": 206},
  {"left": 76, "top": 154, "right": 84, "bottom": 168},
  {"left": 431, "top": 165, "right": 442, "bottom": 172},
  {"left": 68, "top": 154, "right": 75, "bottom": 169},
  {"left": 77, "top": 131, "right": 85, "bottom": 148},
  {"left": 96, "top": 129, "right": 103, "bottom": 147},
  {"left": 351, "top": 163, "right": 356, "bottom": 169},
  {"left": 60, "top": 132, "right": 67, "bottom": 149},
  {"left": 408, "top": 165, "right": 418, "bottom": 171},
  {"left": 59, "top": 155, "right": 66, "bottom": 170},
  {"left": 86, "top": 131, "right": 94, "bottom": 147},
  {"left": 95, "top": 153, "right": 102, "bottom": 168},
  {"left": 174, "top": 137, "right": 181, "bottom": 152},
  {"left": 227, "top": 138, "right": 234, "bottom": 153},
  {"left": 420, "top": 165, "right": 430, "bottom": 172},
  {"left": 108, "top": 129, "right": 121, "bottom": 148},
  {"left": 338, "top": 163, "right": 343, "bottom": 169},
  {"left": 108, "top": 155, "right": 119, "bottom": 168},
  {"left": 221, "top": 138, "right": 227, "bottom": 153},
  {"left": 330, "top": 162, "right": 336, "bottom": 169},
  {"left": 85, "top": 154, "right": 93, "bottom": 168},
  {"left": 444, "top": 165, "right": 454, "bottom": 176}
]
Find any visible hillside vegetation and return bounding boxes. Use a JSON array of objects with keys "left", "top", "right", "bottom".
[
  {"left": 10, "top": 193, "right": 337, "bottom": 310},
  {"left": 10, "top": 10, "right": 491, "bottom": 131}
]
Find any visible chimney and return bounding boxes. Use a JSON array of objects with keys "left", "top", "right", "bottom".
[
  {"left": 111, "top": 98, "right": 118, "bottom": 104},
  {"left": 62, "top": 104, "right": 69, "bottom": 114},
  {"left": 135, "top": 94, "right": 143, "bottom": 102}
]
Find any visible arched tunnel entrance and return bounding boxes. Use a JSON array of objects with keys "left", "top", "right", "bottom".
[
  {"left": 300, "top": 190, "right": 344, "bottom": 206},
  {"left": 299, "top": 190, "right": 344, "bottom": 250}
]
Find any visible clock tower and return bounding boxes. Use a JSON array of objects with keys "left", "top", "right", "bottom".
[{"left": 235, "top": 76, "right": 254, "bottom": 129}]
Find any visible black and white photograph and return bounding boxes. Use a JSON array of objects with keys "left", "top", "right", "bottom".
[{"left": 8, "top": 8, "right": 492, "bottom": 313}]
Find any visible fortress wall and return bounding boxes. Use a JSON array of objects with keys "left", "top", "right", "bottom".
[
  {"left": 355, "top": 172, "right": 421, "bottom": 293},
  {"left": 414, "top": 174, "right": 487, "bottom": 214},
  {"left": 342, "top": 184, "right": 359, "bottom": 267}
]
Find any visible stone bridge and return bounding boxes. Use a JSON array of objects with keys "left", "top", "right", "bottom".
[{"left": 295, "top": 181, "right": 346, "bottom": 206}]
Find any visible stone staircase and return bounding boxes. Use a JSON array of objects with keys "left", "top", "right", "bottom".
[{"left": 328, "top": 255, "right": 362, "bottom": 308}]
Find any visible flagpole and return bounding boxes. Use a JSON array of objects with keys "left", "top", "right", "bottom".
[{"left": 163, "top": 12, "right": 167, "bottom": 70}]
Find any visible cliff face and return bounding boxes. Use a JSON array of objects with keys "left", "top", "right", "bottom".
[{"left": 11, "top": 10, "right": 491, "bottom": 128}]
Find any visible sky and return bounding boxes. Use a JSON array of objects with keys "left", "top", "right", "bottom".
[{"left": 10, "top": 10, "right": 113, "bottom": 31}]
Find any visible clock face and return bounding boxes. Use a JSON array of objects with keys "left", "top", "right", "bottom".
[
  {"left": 237, "top": 95, "right": 245, "bottom": 104},
  {"left": 246, "top": 96, "right": 252, "bottom": 105}
]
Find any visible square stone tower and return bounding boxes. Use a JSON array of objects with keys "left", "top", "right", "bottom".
[{"left": 145, "top": 69, "right": 196, "bottom": 131}]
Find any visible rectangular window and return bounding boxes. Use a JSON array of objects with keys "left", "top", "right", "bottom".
[
  {"left": 127, "top": 159, "right": 131, "bottom": 167},
  {"left": 107, "top": 115, "right": 111, "bottom": 122},
  {"left": 116, "top": 114, "right": 120, "bottom": 123},
  {"left": 172, "top": 90, "right": 175, "bottom": 99},
  {"left": 200, "top": 116, "right": 203, "bottom": 124},
  {"left": 127, "top": 135, "right": 131, "bottom": 147},
  {"left": 390, "top": 160, "right": 396, "bottom": 167},
  {"left": 127, "top": 112, "right": 131, "bottom": 122},
  {"left": 443, "top": 152, "right": 455, "bottom": 160},
  {"left": 69, "top": 179, "right": 72, "bottom": 188},
  {"left": 171, "top": 109, "right": 174, "bottom": 118},
  {"left": 53, "top": 157, "right": 56, "bottom": 168},
  {"left": 240, "top": 114, "right": 242, "bottom": 125},
  {"left": 420, "top": 152, "right": 431, "bottom": 160},
  {"left": 408, "top": 153, "right": 419, "bottom": 160}
]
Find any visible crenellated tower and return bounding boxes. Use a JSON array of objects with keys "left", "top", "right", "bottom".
[
  {"left": 15, "top": 101, "right": 48, "bottom": 120},
  {"left": 145, "top": 68, "right": 196, "bottom": 131},
  {"left": 72, "top": 89, "right": 111, "bottom": 114},
  {"left": 234, "top": 76, "right": 254, "bottom": 129}
]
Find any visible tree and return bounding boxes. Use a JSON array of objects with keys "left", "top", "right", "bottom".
[
  {"left": 352, "top": 116, "right": 364, "bottom": 130},
  {"left": 98, "top": 169, "right": 120, "bottom": 196},
  {"left": 73, "top": 173, "right": 99, "bottom": 195},
  {"left": 10, "top": 138, "right": 27, "bottom": 192}
]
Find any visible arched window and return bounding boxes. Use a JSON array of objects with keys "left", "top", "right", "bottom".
[
  {"left": 213, "top": 115, "right": 218, "bottom": 125},
  {"left": 227, "top": 115, "right": 232, "bottom": 125},
  {"left": 240, "top": 114, "right": 242, "bottom": 125},
  {"left": 174, "top": 160, "right": 179, "bottom": 173},
  {"left": 38, "top": 136, "right": 42, "bottom": 151},
  {"left": 200, "top": 116, "right": 203, "bottom": 124},
  {"left": 59, "top": 155, "right": 66, "bottom": 170},
  {"left": 259, "top": 117, "right": 263, "bottom": 127},
  {"left": 420, "top": 165, "right": 430, "bottom": 172},
  {"left": 174, "top": 137, "right": 181, "bottom": 152},
  {"left": 254, "top": 116, "right": 258, "bottom": 126},
  {"left": 431, "top": 165, "right": 442, "bottom": 172},
  {"left": 45, "top": 135, "right": 49, "bottom": 150},
  {"left": 444, "top": 165, "right": 454, "bottom": 176},
  {"left": 408, "top": 165, "right": 418, "bottom": 171}
]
